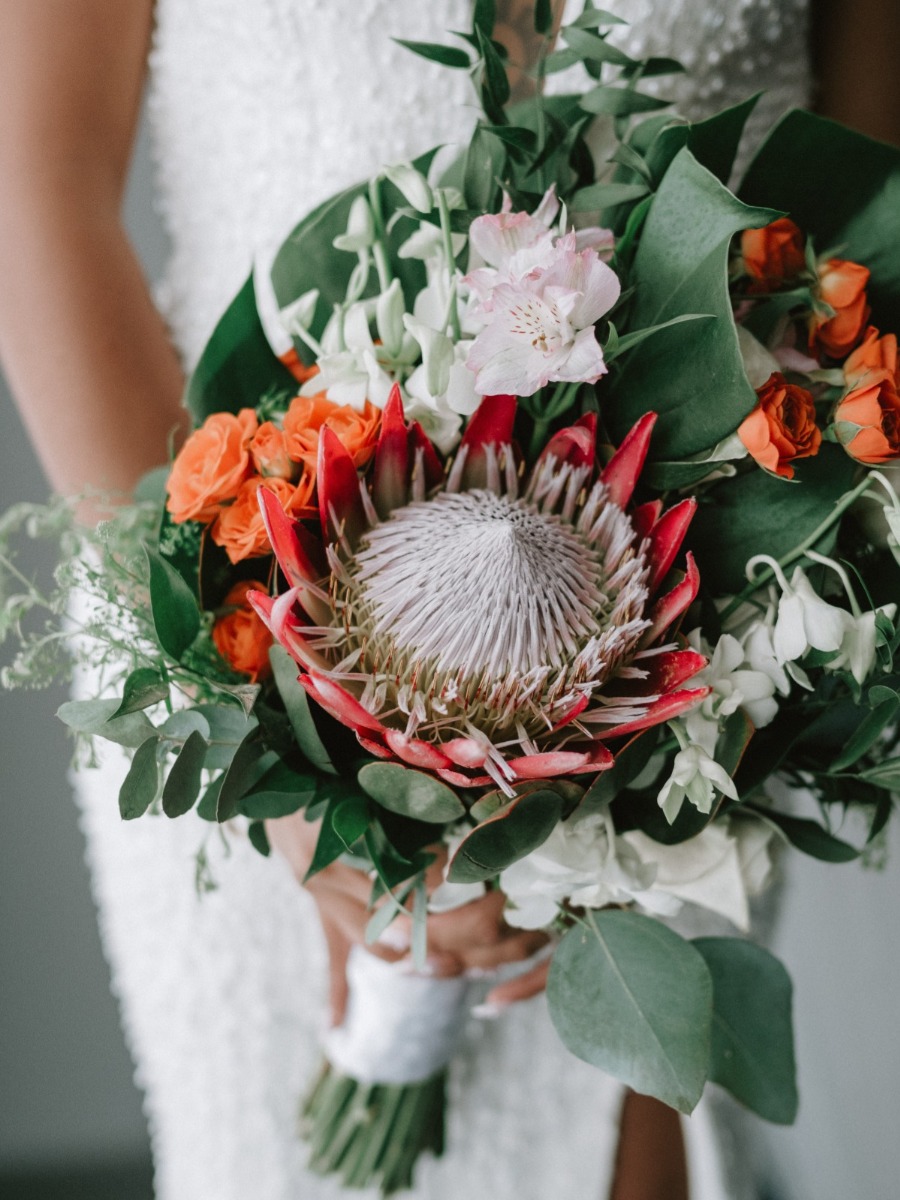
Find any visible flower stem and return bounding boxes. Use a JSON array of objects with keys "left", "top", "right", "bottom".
[
  {"left": 528, "top": 418, "right": 551, "bottom": 461},
  {"left": 369, "top": 177, "right": 393, "bottom": 294},
  {"left": 437, "top": 189, "right": 462, "bottom": 341},
  {"left": 719, "top": 473, "right": 872, "bottom": 621}
]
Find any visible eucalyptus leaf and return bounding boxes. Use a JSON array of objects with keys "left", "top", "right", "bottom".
[
  {"left": 568, "top": 6, "right": 628, "bottom": 29},
  {"left": 194, "top": 704, "right": 257, "bottom": 770},
  {"left": 57, "top": 698, "right": 156, "bottom": 750},
  {"left": 159, "top": 710, "right": 212, "bottom": 742},
  {"left": 447, "top": 787, "right": 563, "bottom": 883},
  {"left": 358, "top": 763, "right": 465, "bottom": 823},
  {"left": 119, "top": 737, "right": 161, "bottom": 821},
  {"left": 145, "top": 546, "right": 201, "bottom": 661},
  {"left": 269, "top": 645, "right": 337, "bottom": 774},
  {"left": 580, "top": 87, "right": 670, "bottom": 117},
  {"left": 750, "top": 806, "right": 859, "bottom": 863},
  {"left": 563, "top": 27, "right": 635, "bottom": 68},
  {"left": 248, "top": 820, "right": 271, "bottom": 857},
  {"left": 113, "top": 668, "right": 169, "bottom": 718},
  {"left": 216, "top": 730, "right": 266, "bottom": 822},
  {"left": 548, "top": 910, "right": 713, "bottom": 1112},
  {"left": 162, "top": 730, "right": 208, "bottom": 818},
  {"left": 694, "top": 938, "right": 798, "bottom": 1124},
  {"left": 392, "top": 39, "right": 470, "bottom": 69},
  {"left": 305, "top": 792, "right": 370, "bottom": 881}
]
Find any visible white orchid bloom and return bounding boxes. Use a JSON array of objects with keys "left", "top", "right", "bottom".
[
  {"left": 657, "top": 743, "right": 738, "bottom": 823},
  {"left": 382, "top": 162, "right": 433, "bottom": 214},
  {"left": 746, "top": 559, "right": 848, "bottom": 664},
  {"left": 302, "top": 303, "right": 396, "bottom": 410},
  {"left": 332, "top": 194, "right": 376, "bottom": 253},
  {"left": 686, "top": 630, "right": 779, "bottom": 736}
]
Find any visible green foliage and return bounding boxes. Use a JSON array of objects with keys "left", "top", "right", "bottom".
[
  {"left": 145, "top": 546, "right": 201, "bottom": 661},
  {"left": 548, "top": 910, "right": 713, "bottom": 1112},
  {"left": 269, "top": 645, "right": 338, "bottom": 774},
  {"left": 447, "top": 786, "right": 563, "bottom": 883},
  {"left": 118, "top": 736, "right": 161, "bottom": 820},
  {"left": 57, "top": 698, "right": 156, "bottom": 750},
  {"left": 694, "top": 938, "right": 798, "bottom": 1124},
  {"left": 162, "top": 730, "right": 208, "bottom": 818},
  {"left": 357, "top": 762, "right": 465, "bottom": 823},
  {"left": 607, "top": 149, "right": 778, "bottom": 458},
  {"left": 113, "top": 668, "right": 169, "bottom": 717}
]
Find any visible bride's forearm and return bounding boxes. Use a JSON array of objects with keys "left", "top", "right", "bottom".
[{"left": 0, "top": 0, "right": 186, "bottom": 499}]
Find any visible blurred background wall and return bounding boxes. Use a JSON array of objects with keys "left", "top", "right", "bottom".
[{"left": 1, "top": 107, "right": 898, "bottom": 1200}]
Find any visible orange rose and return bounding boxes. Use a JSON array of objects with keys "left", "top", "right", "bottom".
[
  {"left": 211, "top": 472, "right": 314, "bottom": 564},
  {"left": 283, "top": 392, "right": 381, "bottom": 471},
  {"left": 278, "top": 348, "right": 321, "bottom": 385},
  {"left": 843, "top": 325, "right": 899, "bottom": 388},
  {"left": 212, "top": 581, "right": 273, "bottom": 681},
  {"left": 811, "top": 258, "right": 870, "bottom": 359},
  {"left": 250, "top": 421, "right": 294, "bottom": 478},
  {"left": 834, "top": 371, "right": 900, "bottom": 464},
  {"left": 738, "top": 372, "right": 822, "bottom": 479},
  {"left": 741, "top": 217, "right": 806, "bottom": 292},
  {"left": 166, "top": 409, "right": 258, "bottom": 524}
]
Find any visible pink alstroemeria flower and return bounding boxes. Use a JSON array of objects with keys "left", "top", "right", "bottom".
[{"left": 466, "top": 233, "right": 621, "bottom": 397}]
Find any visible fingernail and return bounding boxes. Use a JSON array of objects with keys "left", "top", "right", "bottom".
[{"left": 471, "top": 1001, "right": 507, "bottom": 1020}]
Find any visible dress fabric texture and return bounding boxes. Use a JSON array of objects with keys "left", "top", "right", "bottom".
[{"left": 73, "top": 2, "right": 809, "bottom": 1197}]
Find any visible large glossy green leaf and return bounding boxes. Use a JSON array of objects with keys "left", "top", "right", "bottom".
[
  {"left": 118, "top": 737, "right": 161, "bottom": 821},
  {"left": 185, "top": 273, "right": 298, "bottom": 422},
  {"left": 57, "top": 698, "right": 156, "bottom": 750},
  {"left": 740, "top": 109, "right": 900, "bottom": 332},
  {"left": 548, "top": 910, "right": 713, "bottom": 1112},
  {"left": 688, "top": 445, "right": 857, "bottom": 596},
  {"left": 647, "top": 93, "right": 761, "bottom": 186},
  {"left": 447, "top": 787, "right": 563, "bottom": 884},
  {"left": 269, "top": 646, "right": 337, "bottom": 775},
  {"left": 607, "top": 149, "right": 778, "bottom": 459},
  {"left": 748, "top": 805, "right": 860, "bottom": 863},
  {"left": 145, "top": 547, "right": 201, "bottom": 661},
  {"left": 358, "top": 762, "right": 465, "bottom": 823},
  {"left": 693, "top": 938, "right": 798, "bottom": 1124}
]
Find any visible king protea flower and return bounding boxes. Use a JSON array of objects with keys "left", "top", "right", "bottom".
[{"left": 250, "top": 386, "right": 708, "bottom": 794}]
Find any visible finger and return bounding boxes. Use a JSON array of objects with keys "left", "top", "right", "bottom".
[
  {"left": 484, "top": 957, "right": 551, "bottom": 1008},
  {"left": 457, "top": 928, "right": 550, "bottom": 972}
]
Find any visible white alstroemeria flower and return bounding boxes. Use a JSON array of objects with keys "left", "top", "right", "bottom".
[
  {"left": 657, "top": 743, "right": 739, "bottom": 823},
  {"left": 830, "top": 606, "right": 896, "bottom": 685},
  {"left": 397, "top": 221, "right": 466, "bottom": 263},
  {"left": 302, "top": 301, "right": 402, "bottom": 411},
  {"left": 759, "top": 562, "right": 848, "bottom": 664},
  {"left": 401, "top": 392, "right": 463, "bottom": 457},
  {"left": 406, "top": 339, "right": 480, "bottom": 425},
  {"left": 740, "top": 611, "right": 793, "bottom": 698},
  {"left": 332, "top": 194, "right": 376, "bottom": 253},
  {"left": 467, "top": 185, "right": 560, "bottom": 277},
  {"left": 382, "top": 162, "right": 434, "bottom": 214},
  {"left": 376, "top": 279, "right": 407, "bottom": 359},
  {"left": 465, "top": 234, "right": 621, "bottom": 397}
]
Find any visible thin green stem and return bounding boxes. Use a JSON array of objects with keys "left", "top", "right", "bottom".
[
  {"left": 437, "top": 189, "right": 461, "bottom": 341},
  {"left": 368, "top": 177, "right": 393, "bottom": 293},
  {"left": 719, "top": 474, "right": 872, "bottom": 622}
]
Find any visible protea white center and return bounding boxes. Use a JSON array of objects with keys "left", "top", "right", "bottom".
[{"left": 328, "top": 458, "right": 652, "bottom": 744}]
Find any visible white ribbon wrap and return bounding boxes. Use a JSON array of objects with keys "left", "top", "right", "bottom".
[{"left": 322, "top": 946, "right": 474, "bottom": 1085}]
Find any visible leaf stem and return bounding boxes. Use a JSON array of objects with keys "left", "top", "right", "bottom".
[
  {"left": 368, "top": 177, "right": 393, "bottom": 293},
  {"left": 437, "top": 189, "right": 462, "bottom": 341}
]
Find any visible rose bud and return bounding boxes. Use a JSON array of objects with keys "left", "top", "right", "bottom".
[
  {"left": 741, "top": 217, "right": 806, "bottom": 293},
  {"left": 843, "top": 325, "right": 899, "bottom": 388},
  {"left": 738, "top": 372, "right": 822, "bottom": 479},
  {"left": 834, "top": 370, "right": 900, "bottom": 464},
  {"left": 810, "top": 258, "right": 871, "bottom": 359}
]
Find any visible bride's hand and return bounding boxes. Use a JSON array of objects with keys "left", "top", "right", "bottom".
[{"left": 266, "top": 810, "right": 550, "bottom": 1025}]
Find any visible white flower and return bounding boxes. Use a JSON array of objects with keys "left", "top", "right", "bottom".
[
  {"left": 830, "top": 606, "right": 896, "bottom": 685},
  {"left": 686, "top": 630, "right": 779, "bottom": 738},
  {"left": 657, "top": 743, "right": 738, "bottom": 823},
  {"left": 332, "top": 195, "right": 376, "bottom": 253},
  {"left": 772, "top": 566, "right": 847, "bottom": 663},
  {"left": 465, "top": 234, "right": 620, "bottom": 397},
  {"left": 740, "top": 612, "right": 793, "bottom": 698},
  {"left": 302, "top": 301, "right": 405, "bottom": 411}
]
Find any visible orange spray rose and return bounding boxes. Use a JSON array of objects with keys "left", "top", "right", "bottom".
[
  {"left": 283, "top": 392, "right": 381, "bottom": 470},
  {"left": 834, "top": 371, "right": 900, "bottom": 464},
  {"left": 811, "top": 259, "right": 871, "bottom": 359},
  {"left": 212, "top": 472, "right": 314, "bottom": 564},
  {"left": 738, "top": 372, "right": 822, "bottom": 479},
  {"left": 212, "top": 581, "right": 274, "bottom": 681},
  {"left": 166, "top": 409, "right": 258, "bottom": 524},
  {"left": 250, "top": 421, "right": 295, "bottom": 478},
  {"left": 843, "top": 326, "right": 899, "bottom": 388},
  {"left": 741, "top": 218, "right": 806, "bottom": 292}
]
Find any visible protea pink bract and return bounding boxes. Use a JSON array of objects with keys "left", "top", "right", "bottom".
[{"left": 250, "top": 387, "right": 708, "bottom": 794}]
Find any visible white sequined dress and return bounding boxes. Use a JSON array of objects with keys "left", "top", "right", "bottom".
[{"left": 74, "top": 2, "right": 810, "bottom": 1197}]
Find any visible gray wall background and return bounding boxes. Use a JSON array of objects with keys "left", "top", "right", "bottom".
[{"left": 0, "top": 111, "right": 898, "bottom": 1196}]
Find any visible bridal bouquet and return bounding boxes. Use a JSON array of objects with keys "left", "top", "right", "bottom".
[{"left": 4, "top": 1, "right": 900, "bottom": 1194}]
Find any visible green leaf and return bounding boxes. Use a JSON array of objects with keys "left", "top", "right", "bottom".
[
  {"left": 248, "top": 820, "right": 271, "bottom": 857},
  {"left": 568, "top": 6, "right": 628, "bottom": 29},
  {"left": 688, "top": 446, "right": 857, "bottom": 596},
  {"left": 118, "top": 737, "right": 161, "bottom": 821},
  {"left": 607, "top": 149, "right": 779, "bottom": 459},
  {"left": 563, "top": 27, "right": 635, "bottom": 68},
  {"left": 305, "top": 791, "right": 370, "bottom": 881},
  {"left": 447, "top": 787, "right": 563, "bottom": 883},
  {"left": 860, "top": 758, "right": 900, "bottom": 791},
  {"left": 358, "top": 762, "right": 466, "bottom": 823},
  {"left": 159, "top": 710, "right": 212, "bottom": 741},
  {"left": 392, "top": 39, "right": 471, "bottom": 69},
  {"left": 830, "top": 697, "right": 900, "bottom": 772},
  {"left": 606, "top": 312, "right": 713, "bottom": 359},
  {"left": 464, "top": 125, "right": 506, "bottom": 213},
  {"left": 480, "top": 124, "right": 539, "bottom": 153},
  {"left": 648, "top": 94, "right": 762, "bottom": 186},
  {"left": 740, "top": 109, "right": 900, "bottom": 332},
  {"left": 197, "top": 776, "right": 222, "bottom": 821},
  {"left": 693, "top": 938, "right": 798, "bottom": 1124},
  {"left": 475, "top": 26, "right": 511, "bottom": 119},
  {"left": 548, "top": 910, "right": 713, "bottom": 1112},
  {"left": 580, "top": 87, "right": 670, "bottom": 117},
  {"left": 269, "top": 645, "right": 337, "bottom": 775},
  {"left": 162, "top": 730, "right": 208, "bottom": 818},
  {"left": 583, "top": 732, "right": 660, "bottom": 809},
  {"left": 185, "top": 273, "right": 297, "bottom": 421},
  {"left": 145, "top": 546, "right": 201, "bottom": 661},
  {"left": 473, "top": 0, "right": 496, "bottom": 35},
  {"left": 112, "top": 668, "right": 169, "bottom": 718},
  {"left": 534, "top": 0, "right": 553, "bottom": 35},
  {"left": 193, "top": 704, "right": 256, "bottom": 770},
  {"left": 57, "top": 698, "right": 156, "bottom": 750},
  {"left": 216, "top": 729, "right": 265, "bottom": 822},
  {"left": 570, "top": 181, "right": 650, "bottom": 211},
  {"left": 751, "top": 806, "right": 860, "bottom": 863},
  {"left": 239, "top": 760, "right": 318, "bottom": 819}
]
